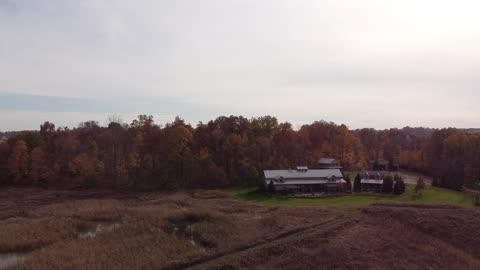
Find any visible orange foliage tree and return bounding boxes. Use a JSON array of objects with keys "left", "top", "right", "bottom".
[{"left": 8, "top": 140, "right": 29, "bottom": 182}]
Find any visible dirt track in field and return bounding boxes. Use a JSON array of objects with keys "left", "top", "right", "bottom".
[{"left": 0, "top": 188, "right": 479, "bottom": 270}]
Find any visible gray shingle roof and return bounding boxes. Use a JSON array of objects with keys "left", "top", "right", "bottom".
[
  {"left": 264, "top": 169, "right": 343, "bottom": 180},
  {"left": 361, "top": 179, "right": 383, "bottom": 184},
  {"left": 276, "top": 179, "right": 347, "bottom": 185}
]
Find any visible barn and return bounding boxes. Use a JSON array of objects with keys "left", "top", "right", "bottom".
[{"left": 264, "top": 167, "right": 347, "bottom": 194}]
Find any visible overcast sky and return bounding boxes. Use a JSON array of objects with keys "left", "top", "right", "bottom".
[{"left": 1, "top": 0, "right": 480, "bottom": 131}]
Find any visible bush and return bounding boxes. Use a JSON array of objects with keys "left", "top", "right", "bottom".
[
  {"left": 382, "top": 174, "right": 393, "bottom": 193},
  {"left": 354, "top": 173, "right": 362, "bottom": 192}
]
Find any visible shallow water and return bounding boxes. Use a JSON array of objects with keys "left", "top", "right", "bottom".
[
  {"left": 79, "top": 222, "right": 120, "bottom": 239},
  {"left": 173, "top": 225, "right": 179, "bottom": 237},
  {"left": 0, "top": 253, "right": 27, "bottom": 270},
  {"left": 169, "top": 223, "right": 201, "bottom": 246},
  {"left": 186, "top": 225, "right": 196, "bottom": 246}
]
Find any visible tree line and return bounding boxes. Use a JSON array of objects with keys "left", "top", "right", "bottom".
[{"left": 0, "top": 115, "right": 479, "bottom": 190}]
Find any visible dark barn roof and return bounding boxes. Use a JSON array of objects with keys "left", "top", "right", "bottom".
[{"left": 318, "top": 158, "right": 337, "bottom": 165}]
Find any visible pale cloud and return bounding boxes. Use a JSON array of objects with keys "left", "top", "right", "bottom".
[{"left": 1, "top": 0, "right": 480, "bottom": 130}]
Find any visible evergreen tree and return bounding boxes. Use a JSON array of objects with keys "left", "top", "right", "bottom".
[
  {"left": 267, "top": 180, "right": 275, "bottom": 193},
  {"left": 432, "top": 177, "right": 438, "bottom": 187},
  {"left": 382, "top": 174, "right": 394, "bottom": 193},
  {"left": 345, "top": 176, "right": 352, "bottom": 191},
  {"left": 393, "top": 178, "right": 406, "bottom": 195},
  {"left": 354, "top": 173, "right": 362, "bottom": 192}
]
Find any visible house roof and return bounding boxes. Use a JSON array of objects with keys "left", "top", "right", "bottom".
[
  {"left": 362, "top": 170, "right": 387, "bottom": 175},
  {"left": 275, "top": 179, "right": 347, "bottom": 185},
  {"left": 361, "top": 179, "right": 384, "bottom": 184},
  {"left": 264, "top": 169, "right": 344, "bottom": 180},
  {"left": 318, "top": 158, "right": 337, "bottom": 164}
]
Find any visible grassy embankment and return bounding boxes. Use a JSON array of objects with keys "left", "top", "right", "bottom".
[{"left": 227, "top": 185, "right": 475, "bottom": 208}]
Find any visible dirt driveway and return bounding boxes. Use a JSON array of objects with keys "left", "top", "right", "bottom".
[{"left": 399, "top": 170, "right": 432, "bottom": 186}]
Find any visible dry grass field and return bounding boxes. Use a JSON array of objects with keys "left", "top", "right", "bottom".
[{"left": 0, "top": 188, "right": 479, "bottom": 270}]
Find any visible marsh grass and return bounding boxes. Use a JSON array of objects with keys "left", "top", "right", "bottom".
[{"left": 0, "top": 188, "right": 478, "bottom": 269}]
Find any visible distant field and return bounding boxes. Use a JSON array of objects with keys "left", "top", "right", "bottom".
[{"left": 227, "top": 186, "right": 475, "bottom": 208}]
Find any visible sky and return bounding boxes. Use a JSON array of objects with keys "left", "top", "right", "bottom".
[{"left": 1, "top": 0, "right": 480, "bottom": 131}]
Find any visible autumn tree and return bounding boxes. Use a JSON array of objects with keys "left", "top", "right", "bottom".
[
  {"left": 357, "top": 128, "right": 379, "bottom": 161},
  {"left": 383, "top": 129, "right": 408, "bottom": 167},
  {"left": 1, "top": 115, "right": 479, "bottom": 192},
  {"left": 415, "top": 177, "right": 426, "bottom": 197},
  {"left": 40, "top": 121, "right": 56, "bottom": 152},
  {"left": 70, "top": 142, "right": 103, "bottom": 188},
  {"left": 249, "top": 116, "right": 278, "bottom": 137},
  {"left": 237, "top": 159, "right": 259, "bottom": 186},
  {"left": 8, "top": 140, "right": 29, "bottom": 182},
  {"left": 164, "top": 123, "right": 193, "bottom": 189},
  {"left": 30, "top": 147, "right": 52, "bottom": 185},
  {"left": 0, "top": 143, "right": 10, "bottom": 184},
  {"left": 334, "top": 126, "right": 367, "bottom": 170},
  {"left": 16, "top": 131, "right": 40, "bottom": 151},
  {"left": 101, "top": 118, "right": 131, "bottom": 188},
  {"left": 194, "top": 147, "right": 227, "bottom": 188},
  {"left": 272, "top": 122, "right": 300, "bottom": 168},
  {"left": 129, "top": 115, "right": 160, "bottom": 187},
  {"left": 52, "top": 130, "right": 79, "bottom": 180}
]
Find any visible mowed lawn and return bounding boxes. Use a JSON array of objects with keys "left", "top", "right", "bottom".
[{"left": 227, "top": 186, "right": 475, "bottom": 208}]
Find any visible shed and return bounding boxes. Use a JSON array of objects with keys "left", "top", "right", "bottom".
[{"left": 360, "top": 171, "right": 386, "bottom": 192}]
